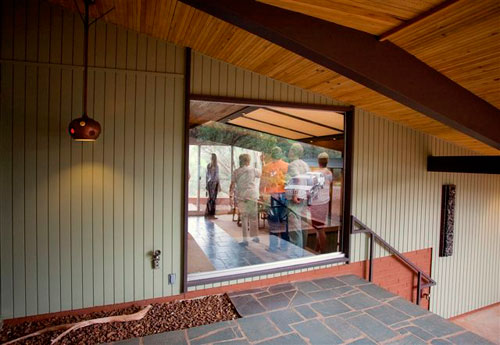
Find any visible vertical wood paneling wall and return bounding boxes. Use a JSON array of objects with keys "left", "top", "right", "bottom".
[
  {"left": 0, "top": 0, "right": 185, "bottom": 319},
  {"left": 191, "top": 51, "right": 347, "bottom": 106},
  {"left": 351, "top": 108, "right": 500, "bottom": 318}
]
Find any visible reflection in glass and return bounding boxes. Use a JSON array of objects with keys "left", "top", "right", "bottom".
[{"left": 187, "top": 118, "right": 344, "bottom": 276}]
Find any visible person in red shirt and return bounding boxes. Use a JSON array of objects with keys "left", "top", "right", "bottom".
[{"left": 260, "top": 147, "right": 289, "bottom": 252}]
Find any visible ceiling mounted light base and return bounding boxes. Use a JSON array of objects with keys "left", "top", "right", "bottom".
[{"left": 69, "top": 114, "right": 101, "bottom": 141}]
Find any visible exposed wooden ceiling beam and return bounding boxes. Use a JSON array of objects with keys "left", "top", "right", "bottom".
[
  {"left": 218, "top": 106, "right": 259, "bottom": 123},
  {"left": 378, "top": 0, "right": 460, "bottom": 42},
  {"left": 180, "top": 0, "right": 500, "bottom": 150},
  {"left": 428, "top": 156, "right": 500, "bottom": 174}
]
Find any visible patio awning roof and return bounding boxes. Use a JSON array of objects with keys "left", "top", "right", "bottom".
[{"left": 227, "top": 107, "right": 344, "bottom": 141}]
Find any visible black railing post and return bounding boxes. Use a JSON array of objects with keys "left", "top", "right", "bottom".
[
  {"left": 369, "top": 233, "right": 374, "bottom": 282},
  {"left": 416, "top": 271, "right": 422, "bottom": 305}
]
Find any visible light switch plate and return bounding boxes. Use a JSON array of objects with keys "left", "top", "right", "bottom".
[{"left": 168, "top": 273, "right": 176, "bottom": 285}]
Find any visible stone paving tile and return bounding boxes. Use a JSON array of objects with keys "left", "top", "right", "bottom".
[
  {"left": 388, "top": 297, "right": 429, "bottom": 317},
  {"left": 339, "top": 293, "right": 380, "bottom": 310},
  {"left": 308, "top": 288, "right": 341, "bottom": 301},
  {"left": 237, "top": 315, "right": 279, "bottom": 342},
  {"left": 294, "top": 281, "right": 321, "bottom": 293},
  {"left": 233, "top": 326, "right": 243, "bottom": 338},
  {"left": 336, "top": 274, "right": 369, "bottom": 286},
  {"left": 214, "top": 340, "right": 250, "bottom": 345},
  {"left": 187, "top": 320, "right": 235, "bottom": 339},
  {"left": 231, "top": 294, "right": 266, "bottom": 316},
  {"left": 347, "top": 314, "right": 398, "bottom": 342},
  {"left": 191, "top": 328, "right": 237, "bottom": 345},
  {"left": 289, "top": 291, "right": 313, "bottom": 306},
  {"left": 430, "top": 339, "right": 453, "bottom": 345},
  {"left": 447, "top": 331, "right": 496, "bottom": 345},
  {"left": 385, "top": 334, "right": 426, "bottom": 345},
  {"left": 323, "top": 316, "right": 362, "bottom": 341},
  {"left": 292, "top": 319, "right": 343, "bottom": 344},
  {"left": 311, "top": 298, "right": 351, "bottom": 317},
  {"left": 365, "top": 305, "right": 411, "bottom": 325},
  {"left": 258, "top": 293, "right": 290, "bottom": 311},
  {"left": 345, "top": 338, "right": 377, "bottom": 345},
  {"left": 390, "top": 321, "right": 412, "bottom": 329},
  {"left": 358, "top": 283, "right": 396, "bottom": 300},
  {"left": 255, "top": 291, "right": 271, "bottom": 298},
  {"left": 254, "top": 333, "right": 307, "bottom": 345},
  {"left": 338, "top": 310, "right": 363, "bottom": 319},
  {"left": 143, "top": 330, "right": 187, "bottom": 345},
  {"left": 268, "top": 283, "right": 295, "bottom": 294},
  {"left": 267, "top": 308, "right": 304, "bottom": 332},
  {"left": 413, "top": 315, "right": 464, "bottom": 338},
  {"left": 312, "top": 277, "right": 346, "bottom": 289},
  {"left": 335, "top": 286, "right": 355, "bottom": 295},
  {"left": 399, "top": 325, "right": 434, "bottom": 341},
  {"left": 294, "top": 305, "right": 317, "bottom": 319}
]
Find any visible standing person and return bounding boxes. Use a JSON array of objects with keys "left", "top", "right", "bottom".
[
  {"left": 230, "top": 154, "right": 261, "bottom": 246},
  {"left": 260, "top": 147, "right": 289, "bottom": 252},
  {"left": 310, "top": 152, "right": 333, "bottom": 253},
  {"left": 286, "top": 143, "right": 310, "bottom": 255},
  {"left": 205, "top": 153, "right": 220, "bottom": 219}
]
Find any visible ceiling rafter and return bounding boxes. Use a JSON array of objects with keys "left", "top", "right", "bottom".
[{"left": 378, "top": 0, "right": 460, "bottom": 41}]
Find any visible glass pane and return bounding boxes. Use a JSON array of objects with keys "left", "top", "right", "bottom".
[
  {"left": 188, "top": 145, "right": 199, "bottom": 212},
  {"left": 187, "top": 105, "right": 345, "bottom": 277}
]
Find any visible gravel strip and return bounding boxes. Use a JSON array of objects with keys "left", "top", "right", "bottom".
[{"left": 1, "top": 294, "right": 239, "bottom": 345}]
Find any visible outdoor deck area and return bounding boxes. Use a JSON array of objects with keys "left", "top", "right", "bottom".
[{"left": 110, "top": 275, "right": 494, "bottom": 345}]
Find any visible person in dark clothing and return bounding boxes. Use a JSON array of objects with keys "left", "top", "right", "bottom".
[{"left": 205, "top": 153, "right": 220, "bottom": 219}]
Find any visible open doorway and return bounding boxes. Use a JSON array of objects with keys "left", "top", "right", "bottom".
[{"left": 185, "top": 97, "right": 351, "bottom": 284}]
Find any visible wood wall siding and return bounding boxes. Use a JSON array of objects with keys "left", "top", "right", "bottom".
[
  {"left": 352, "top": 108, "right": 500, "bottom": 318},
  {"left": 191, "top": 51, "right": 347, "bottom": 106},
  {"left": 0, "top": 0, "right": 185, "bottom": 318}
]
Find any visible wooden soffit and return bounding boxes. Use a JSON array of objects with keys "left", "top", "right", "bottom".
[{"left": 49, "top": 0, "right": 500, "bottom": 154}]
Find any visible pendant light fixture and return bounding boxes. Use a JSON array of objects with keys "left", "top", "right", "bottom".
[{"left": 68, "top": 0, "right": 112, "bottom": 141}]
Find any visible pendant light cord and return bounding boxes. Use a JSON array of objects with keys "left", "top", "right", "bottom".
[{"left": 83, "top": 0, "right": 89, "bottom": 118}]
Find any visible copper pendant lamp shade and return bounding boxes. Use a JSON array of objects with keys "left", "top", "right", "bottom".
[
  {"left": 69, "top": 0, "right": 103, "bottom": 141},
  {"left": 69, "top": 113, "right": 101, "bottom": 141}
]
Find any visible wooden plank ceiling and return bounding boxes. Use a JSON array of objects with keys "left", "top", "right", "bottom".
[{"left": 51, "top": 0, "right": 500, "bottom": 154}]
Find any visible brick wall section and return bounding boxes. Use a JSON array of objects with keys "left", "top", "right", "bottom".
[
  {"left": 4, "top": 248, "right": 432, "bottom": 325},
  {"left": 371, "top": 249, "right": 432, "bottom": 310}
]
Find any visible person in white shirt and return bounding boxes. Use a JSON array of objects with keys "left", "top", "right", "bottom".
[
  {"left": 230, "top": 154, "right": 261, "bottom": 246},
  {"left": 286, "top": 143, "right": 310, "bottom": 254},
  {"left": 310, "top": 152, "right": 333, "bottom": 253}
]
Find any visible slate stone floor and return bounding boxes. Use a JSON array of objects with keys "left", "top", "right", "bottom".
[
  {"left": 111, "top": 275, "right": 494, "bottom": 345},
  {"left": 188, "top": 217, "right": 312, "bottom": 271}
]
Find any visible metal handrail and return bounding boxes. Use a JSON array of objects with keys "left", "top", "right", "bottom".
[{"left": 351, "top": 215, "right": 436, "bottom": 305}]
